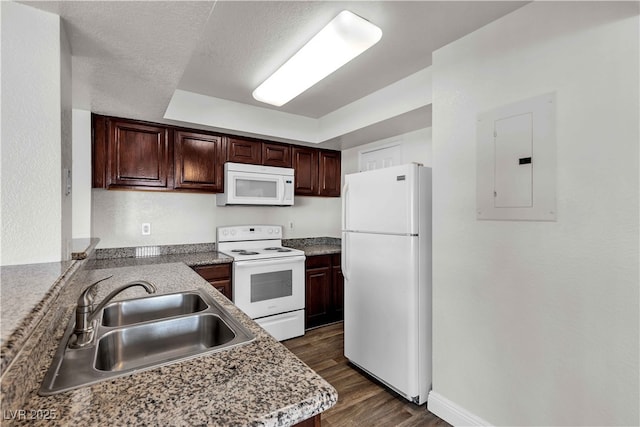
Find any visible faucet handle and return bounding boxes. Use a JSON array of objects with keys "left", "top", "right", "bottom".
[{"left": 77, "top": 275, "right": 113, "bottom": 308}]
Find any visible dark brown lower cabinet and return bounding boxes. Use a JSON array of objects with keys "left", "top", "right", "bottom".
[
  {"left": 192, "top": 263, "right": 232, "bottom": 300},
  {"left": 294, "top": 414, "right": 321, "bottom": 427},
  {"left": 305, "top": 254, "right": 343, "bottom": 329}
]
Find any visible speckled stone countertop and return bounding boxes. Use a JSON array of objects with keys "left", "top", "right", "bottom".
[
  {"left": 1, "top": 263, "right": 337, "bottom": 426},
  {"left": 283, "top": 237, "right": 341, "bottom": 257},
  {"left": 1, "top": 239, "right": 100, "bottom": 371}
]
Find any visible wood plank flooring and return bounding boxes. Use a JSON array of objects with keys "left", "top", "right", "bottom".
[{"left": 284, "top": 323, "right": 451, "bottom": 427}]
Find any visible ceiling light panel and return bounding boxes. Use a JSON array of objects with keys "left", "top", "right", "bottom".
[{"left": 252, "top": 10, "right": 382, "bottom": 107}]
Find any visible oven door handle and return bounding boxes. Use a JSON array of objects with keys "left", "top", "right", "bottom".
[{"left": 233, "top": 255, "right": 306, "bottom": 269}]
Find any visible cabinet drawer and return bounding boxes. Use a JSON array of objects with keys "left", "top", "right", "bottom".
[
  {"left": 305, "top": 254, "right": 331, "bottom": 269},
  {"left": 193, "top": 264, "right": 231, "bottom": 281}
]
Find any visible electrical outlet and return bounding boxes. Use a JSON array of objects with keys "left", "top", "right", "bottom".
[
  {"left": 141, "top": 223, "right": 151, "bottom": 235},
  {"left": 288, "top": 221, "right": 294, "bottom": 230}
]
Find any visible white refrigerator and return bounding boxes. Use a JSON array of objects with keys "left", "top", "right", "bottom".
[{"left": 342, "top": 163, "right": 432, "bottom": 405}]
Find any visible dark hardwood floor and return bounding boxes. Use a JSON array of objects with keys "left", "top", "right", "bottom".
[{"left": 284, "top": 323, "right": 451, "bottom": 427}]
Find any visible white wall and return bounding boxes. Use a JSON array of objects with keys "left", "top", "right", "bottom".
[
  {"left": 1, "top": 2, "right": 71, "bottom": 265},
  {"left": 60, "top": 21, "right": 73, "bottom": 259},
  {"left": 92, "top": 190, "right": 341, "bottom": 248},
  {"left": 430, "top": 2, "right": 639, "bottom": 426},
  {"left": 341, "top": 127, "right": 432, "bottom": 178},
  {"left": 72, "top": 110, "right": 92, "bottom": 238}
]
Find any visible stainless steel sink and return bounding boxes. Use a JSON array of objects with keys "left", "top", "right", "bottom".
[
  {"left": 40, "top": 290, "right": 254, "bottom": 395},
  {"left": 101, "top": 292, "right": 208, "bottom": 327},
  {"left": 95, "top": 314, "right": 236, "bottom": 372}
]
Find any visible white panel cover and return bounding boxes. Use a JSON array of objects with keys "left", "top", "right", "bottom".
[
  {"left": 343, "top": 163, "right": 418, "bottom": 235},
  {"left": 343, "top": 232, "right": 420, "bottom": 397},
  {"left": 476, "top": 92, "right": 556, "bottom": 221},
  {"left": 494, "top": 112, "right": 533, "bottom": 208}
]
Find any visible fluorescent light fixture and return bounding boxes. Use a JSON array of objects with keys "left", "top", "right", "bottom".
[{"left": 252, "top": 10, "right": 382, "bottom": 107}]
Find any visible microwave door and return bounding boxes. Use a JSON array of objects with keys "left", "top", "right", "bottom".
[{"left": 232, "top": 173, "right": 280, "bottom": 205}]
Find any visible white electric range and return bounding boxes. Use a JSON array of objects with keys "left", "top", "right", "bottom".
[{"left": 216, "top": 225, "right": 306, "bottom": 341}]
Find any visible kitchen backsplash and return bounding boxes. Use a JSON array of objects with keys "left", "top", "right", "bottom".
[
  {"left": 95, "top": 243, "right": 217, "bottom": 259},
  {"left": 94, "top": 237, "right": 341, "bottom": 260},
  {"left": 91, "top": 189, "right": 341, "bottom": 249}
]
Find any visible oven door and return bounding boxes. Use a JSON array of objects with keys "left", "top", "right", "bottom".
[{"left": 232, "top": 256, "right": 305, "bottom": 319}]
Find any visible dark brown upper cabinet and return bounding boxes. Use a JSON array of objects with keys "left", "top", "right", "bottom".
[
  {"left": 227, "top": 137, "right": 262, "bottom": 164},
  {"left": 174, "top": 130, "right": 225, "bottom": 192},
  {"left": 318, "top": 150, "right": 341, "bottom": 197},
  {"left": 92, "top": 114, "right": 108, "bottom": 188},
  {"left": 292, "top": 147, "right": 319, "bottom": 196},
  {"left": 92, "top": 114, "right": 340, "bottom": 196},
  {"left": 262, "top": 142, "right": 291, "bottom": 168},
  {"left": 293, "top": 147, "right": 341, "bottom": 197},
  {"left": 107, "top": 119, "right": 170, "bottom": 189}
]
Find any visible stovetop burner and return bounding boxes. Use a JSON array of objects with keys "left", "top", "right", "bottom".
[
  {"left": 265, "top": 247, "right": 292, "bottom": 252},
  {"left": 232, "top": 249, "right": 260, "bottom": 255}
]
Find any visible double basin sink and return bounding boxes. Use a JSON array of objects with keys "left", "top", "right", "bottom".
[{"left": 40, "top": 289, "right": 255, "bottom": 395}]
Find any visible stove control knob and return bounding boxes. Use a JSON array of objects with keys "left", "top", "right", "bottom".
[
  {"left": 230, "top": 230, "right": 236, "bottom": 236},
  {"left": 274, "top": 228, "right": 280, "bottom": 234},
  {"left": 268, "top": 228, "right": 273, "bottom": 234},
  {"left": 222, "top": 230, "right": 228, "bottom": 236}
]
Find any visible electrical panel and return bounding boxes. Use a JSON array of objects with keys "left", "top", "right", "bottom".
[{"left": 476, "top": 93, "right": 556, "bottom": 221}]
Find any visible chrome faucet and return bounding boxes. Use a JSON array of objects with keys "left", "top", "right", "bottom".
[{"left": 70, "top": 276, "right": 156, "bottom": 348}]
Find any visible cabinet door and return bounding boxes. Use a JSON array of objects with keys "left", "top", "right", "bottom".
[
  {"left": 292, "top": 147, "right": 318, "bottom": 196},
  {"left": 92, "top": 114, "right": 108, "bottom": 188},
  {"left": 262, "top": 142, "right": 291, "bottom": 168},
  {"left": 174, "top": 131, "right": 224, "bottom": 192},
  {"left": 305, "top": 265, "right": 332, "bottom": 329},
  {"left": 331, "top": 254, "right": 344, "bottom": 322},
  {"left": 318, "top": 150, "right": 341, "bottom": 197},
  {"left": 227, "top": 137, "right": 262, "bottom": 164},
  {"left": 108, "top": 120, "right": 169, "bottom": 188},
  {"left": 209, "top": 280, "right": 232, "bottom": 300},
  {"left": 193, "top": 264, "right": 232, "bottom": 300}
]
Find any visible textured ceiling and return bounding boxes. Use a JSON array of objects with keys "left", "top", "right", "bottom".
[
  {"left": 180, "top": 1, "right": 527, "bottom": 118},
  {"left": 22, "top": 1, "right": 216, "bottom": 122},
  {"left": 21, "top": 1, "right": 527, "bottom": 148}
]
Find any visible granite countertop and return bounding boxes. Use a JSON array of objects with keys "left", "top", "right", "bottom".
[
  {"left": 0, "top": 239, "right": 100, "bottom": 371},
  {"left": 283, "top": 238, "right": 341, "bottom": 257},
  {"left": 1, "top": 239, "right": 336, "bottom": 366},
  {"left": 1, "top": 261, "right": 73, "bottom": 346},
  {"left": 297, "top": 245, "right": 341, "bottom": 256},
  {"left": 1, "top": 263, "right": 337, "bottom": 426}
]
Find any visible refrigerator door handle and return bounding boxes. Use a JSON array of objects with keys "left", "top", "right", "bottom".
[
  {"left": 342, "top": 182, "right": 349, "bottom": 230},
  {"left": 342, "top": 232, "right": 349, "bottom": 281},
  {"left": 342, "top": 181, "right": 350, "bottom": 282}
]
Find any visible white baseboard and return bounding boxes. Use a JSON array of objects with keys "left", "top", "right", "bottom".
[{"left": 427, "top": 391, "right": 493, "bottom": 426}]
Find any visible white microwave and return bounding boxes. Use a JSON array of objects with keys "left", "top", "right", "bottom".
[{"left": 216, "top": 162, "right": 295, "bottom": 206}]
